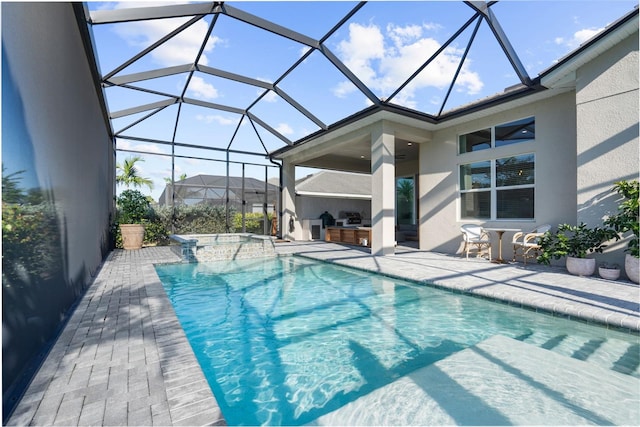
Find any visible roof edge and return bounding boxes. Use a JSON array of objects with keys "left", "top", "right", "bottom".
[
  {"left": 540, "top": 6, "right": 639, "bottom": 87},
  {"left": 269, "top": 6, "right": 638, "bottom": 161}
]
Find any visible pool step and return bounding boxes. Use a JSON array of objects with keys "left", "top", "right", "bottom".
[
  {"left": 310, "top": 335, "right": 640, "bottom": 426},
  {"left": 518, "top": 331, "right": 640, "bottom": 377}
]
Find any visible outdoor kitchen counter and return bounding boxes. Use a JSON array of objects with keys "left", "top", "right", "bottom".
[{"left": 325, "top": 226, "right": 371, "bottom": 247}]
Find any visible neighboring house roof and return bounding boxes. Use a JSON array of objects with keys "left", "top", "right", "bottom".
[
  {"left": 296, "top": 171, "right": 371, "bottom": 199},
  {"left": 175, "top": 175, "right": 275, "bottom": 192},
  {"left": 158, "top": 174, "right": 278, "bottom": 205}
]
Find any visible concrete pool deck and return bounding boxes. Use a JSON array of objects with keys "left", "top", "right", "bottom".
[{"left": 6, "top": 242, "right": 639, "bottom": 426}]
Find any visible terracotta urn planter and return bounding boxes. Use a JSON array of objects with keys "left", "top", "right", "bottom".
[
  {"left": 566, "top": 256, "right": 596, "bottom": 276},
  {"left": 119, "top": 224, "right": 145, "bottom": 250},
  {"left": 625, "top": 254, "right": 639, "bottom": 283}
]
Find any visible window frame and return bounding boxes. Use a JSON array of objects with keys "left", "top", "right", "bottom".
[
  {"left": 457, "top": 116, "right": 536, "bottom": 221},
  {"left": 458, "top": 116, "right": 535, "bottom": 155}
]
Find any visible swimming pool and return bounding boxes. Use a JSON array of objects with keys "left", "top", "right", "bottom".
[{"left": 155, "top": 256, "right": 640, "bottom": 425}]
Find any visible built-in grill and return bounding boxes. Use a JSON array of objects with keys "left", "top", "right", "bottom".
[{"left": 343, "top": 211, "right": 362, "bottom": 225}]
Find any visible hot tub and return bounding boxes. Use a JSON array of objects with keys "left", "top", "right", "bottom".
[{"left": 169, "top": 233, "right": 276, "bottom": 263}]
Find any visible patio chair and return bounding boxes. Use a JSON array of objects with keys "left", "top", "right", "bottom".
[
  {"left": 460, "top": 224, "right": 492, "bottom": 260},
  {"left": 512, "top": 224, "right": 551, "bottom": 265}
]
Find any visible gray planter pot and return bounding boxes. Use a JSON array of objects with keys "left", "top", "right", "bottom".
[
  {"left": 566, "top": 256, "right": 595, "bottom": 276},
  {"left": 598, "top": 266, "right": 620, "bottom": 281},
  {"left": 625, "top": 253, "right": 639, "bottom": 283}
]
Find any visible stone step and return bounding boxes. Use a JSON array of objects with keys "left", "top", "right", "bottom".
[
  {"left": 520, "top": 331, "right": 639, "bottom": 377},
  {"left": 309, "top": 335, "right": 640, "bottom": 426}
]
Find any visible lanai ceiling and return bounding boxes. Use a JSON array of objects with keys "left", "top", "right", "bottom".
[{"left": 83, "top": 1, "right": 638, "bottom": 175}]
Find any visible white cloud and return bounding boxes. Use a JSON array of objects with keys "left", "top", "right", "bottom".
[
  {"left": 111, "top": 2, "right": 221, "bottom": 67},
  {"left": 275, "top": 123, "right": 294, "bottom": 135},
  {"left": 261, "top": 89, "right": 279, "bottom": 103},
  {"left": 116, "top": 139, "right": 167, "bottom": 154},
  {"left": 183, "top": 158, "right": 202, "bottom": 166},
  {"left": 387, "top": 23, "right": 423, "bottom": 48},
  {"left": 135, "top": 144, "right": 167, "bottom": 155},
  {"left": 573, "top": 28, "right": 603, "bottom": 45},
  {"left": 252, "top": 78, "right": 277, "bottom": 102},
  {"left": 195, "top": 114, "right": 235, "bottom": 125},
  {"left": 299, "top": 46, "right": 312, "bottom": 57},
  {"left": 187, "top": 75, "right": 219, "bottom": 100},
  {"left": 333, "top": 22, "right": 483, "bottom": 105},
  {"left": 556, "top": 27, "right": 603, "bottom": 49},
  {"left": 116, "top": 139, "right": 133, "bottom": 150},
  {"left": 332, "top": 80, "right": 357, "bottom": 98},
  {"left": 336, "top": 23, "right": 385, "bottom": 86}
]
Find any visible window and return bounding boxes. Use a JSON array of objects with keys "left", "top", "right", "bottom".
[
  {"left": 459, "top": 117, "right": 535, "bottom": 154},
  {"left": 458, "top": 128, "right": 491, "bottom": 153},
  {"left": 495, "top": 117, "right": 535, "bottom": 147},
  {"left": 460, "top": 154, "right": 535, "bottom": 220},
  {"left": 496, "top": 154, "right": 535, "bottom": 218},
  {"left": 458, "top": 117, "right": 536, "bottom": 220}
]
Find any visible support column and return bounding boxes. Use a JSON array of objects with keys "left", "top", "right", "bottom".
[
  {"left": 282, "top": 160, "right": 296, "bottom": 241},
  {"left": 371, "top": 121, "right": 396, "bottom": 256}
]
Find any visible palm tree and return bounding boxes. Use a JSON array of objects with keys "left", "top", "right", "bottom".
[
  {"left": 397, "top": 179, "right": 414, "bottom": 203},
  {"left": 2, "top": 165, "right": 26, "bottom": 204},
  {"left": 116, "top": 156, "right": 153, "bottom": 191},
  {"left": 163, "top": 173, "right": 187, "bottom": 184}
]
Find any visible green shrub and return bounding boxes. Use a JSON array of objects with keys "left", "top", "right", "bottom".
[
  {"left": 537, "top": 223, "right": 619, "bottom": 265},
  {"left": 143, "top": 219, "right": 169, "bottom": 246},
  {"left": 232, "top": 212, "right": 272, "bottom": 234},
  {"left": 112, "top": 203, "right": 276, "bottom": 248},
  {"left": 116, "top": 189, "right": 150, "bottom": 224},
  {"left": 605, "top": 180, "right": 639, "bottom": 257},
  {"left": 160, "top": 204, "right": 233, "bottom": 234}
]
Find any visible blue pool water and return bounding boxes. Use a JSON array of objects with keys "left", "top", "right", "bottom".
[{"left": 155, "top": 256, "right": 640, "bottom": 426}]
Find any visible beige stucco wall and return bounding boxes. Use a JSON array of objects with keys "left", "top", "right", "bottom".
[
  {"left": 419, "top": 92, "right": 578, "bottom": 258},
  {"left": 575, "top": 30, "right": 639, "bottom": 265},
  {"left": 418, "top": 27, "right": 638, "bottom": 263}
]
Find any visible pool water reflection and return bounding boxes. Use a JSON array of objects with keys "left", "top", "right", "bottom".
[{"left": 155, "top": 256, "right": 639, "bottom": 426}]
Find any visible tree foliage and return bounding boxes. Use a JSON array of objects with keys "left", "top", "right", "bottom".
[
  {"left": 605, "top": 180, "right": 639, "bottom": 257},
  {"left": 116, "top": 156, "right": 153, "bottom": 191},
  {"left": 537, "top": 223, "right": 619, "bottom": 264}
]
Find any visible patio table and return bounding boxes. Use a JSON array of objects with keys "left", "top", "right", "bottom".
[{"left": 484, "top": 228, "right": 521, "bottom": 264}]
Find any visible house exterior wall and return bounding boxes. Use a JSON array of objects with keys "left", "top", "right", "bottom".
[
  {"left": 418, "top": 27, "right": 639, "bottom": 265},
  {"left": 419, "top": 92, "right": 578, "bottom": 258},
  {"left": 2, "top": 3, "right": 113, "bottom": 417},
  {"left": 575, "top": 31, "right": 639, "bottom": 265}
]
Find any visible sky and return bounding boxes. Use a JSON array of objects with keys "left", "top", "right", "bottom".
[{"left": 84, "top": 0, "right": 639, "bottom": 202}]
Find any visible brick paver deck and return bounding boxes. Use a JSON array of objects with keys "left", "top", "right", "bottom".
[
  {"left": 7, "top": 247, "right": 224, "bottom": 427},
  {"left": 6, "top": 242, "right": 639, "bottom": 426}
]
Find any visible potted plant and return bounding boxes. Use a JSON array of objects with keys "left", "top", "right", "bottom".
[
  {"left": 537, "top": 223, "right": 619, "bottom": 276},
  {"left": 598, "top": 262, "right": 621, "bottom": 281},
  {"left": 604, "top": 180, "right": 639, "bottom": 283},
  {"left": 116, "top": 189, "right": 150, "bottom": 250}
]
